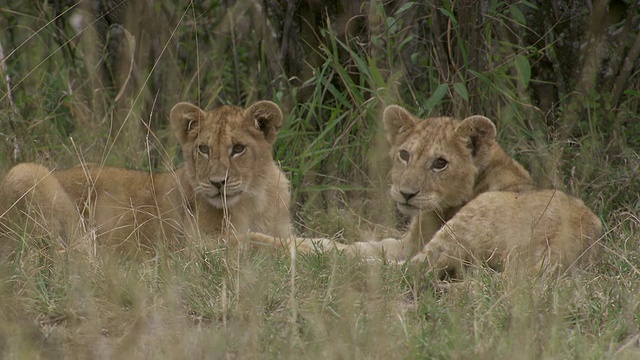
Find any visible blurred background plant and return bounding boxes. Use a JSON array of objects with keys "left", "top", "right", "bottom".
[{"left": 2, "top": 0, "right": 639, "bottom": 231}]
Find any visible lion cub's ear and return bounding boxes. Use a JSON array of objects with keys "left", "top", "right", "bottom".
[
  {"left": 245, "top": 101, "right": 284, "bottom": 144},
  {"left": 170, "top": 102, "right": 206, "bottom": 144},
  {"left": 383, "top": 105, "right": 417, "bottom": 144},
  {"left": 455, "top": 115, "right": 497, "bottom": 156}
]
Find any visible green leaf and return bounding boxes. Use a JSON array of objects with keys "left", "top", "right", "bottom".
[
  {"left": 425, "top": 84, "right": 449, "bottom": 110},
  {"left": 386, "top": 16, "right": 398, "bottom": 34},
  {"left": 398, "top": 35, "right": 415, "bottom": 51},
  {"left": 514, "top": 55, "right": 531, "bottom": 87},
  {"left": 623, "top": 89, "right": 640, "bottom": 97},
  {"left": 438, "top": 8, "right": 457, "bottom": 26},
  {"left": 509, "top": 6, "right": 526, "bottom": 25},
  {"left": 453, "top": 82, "right": 469, "bottom": 102},
  {"left": 395, "top": 2, "right": 416, "bottom": 16}
]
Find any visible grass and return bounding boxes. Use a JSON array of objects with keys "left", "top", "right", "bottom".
[
  {"left": 2, "top": 243, "right": 639, "bottom": 358},
  {"left": 1, "top": 1, "right": 640, "bottom": 358}
]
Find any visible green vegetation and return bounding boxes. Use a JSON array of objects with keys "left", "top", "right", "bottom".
[{"left": 1, "top": 1, "right": 639, "bottom": 358}]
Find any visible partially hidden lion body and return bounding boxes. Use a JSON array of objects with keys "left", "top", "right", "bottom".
[
  {"left": 382, "top": 105, "right": 603, "bottom": 278},
  {"left": 252, "top": 105, "right": 603, "bottom": 278},
  {"left": 0, "top": 101, "right": 292, "bottom": 256}
]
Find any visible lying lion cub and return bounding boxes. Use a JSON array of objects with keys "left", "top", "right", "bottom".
[
  {"left": 0, "top": 101, "right": 292, "bottom": 255},
  {"left": 251, "top": 105, "right": 604, "bottom": 278},
  {"left": 383, "top": 105, "right": 603, "bottom": 278}
]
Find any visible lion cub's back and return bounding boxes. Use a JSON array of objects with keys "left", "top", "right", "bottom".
[
  {"left": 53, "top": 165, "right": 174, "bottom": 204},
  {"left": 444, "top": 189, "right": 603, "bottom": 270},
  {"left": 54, "top": 166, "right": 185, "bottom": 250}
]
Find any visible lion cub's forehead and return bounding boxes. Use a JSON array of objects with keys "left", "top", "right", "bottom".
[
  {"left": 202, "top": 105, "right": 245, "bottom": 126},
  {"left": 198, "top": 105, "right": 254, "bottom": 144},
  {"left": 404, "top": 117, "right": 461, "bottom": 156}
]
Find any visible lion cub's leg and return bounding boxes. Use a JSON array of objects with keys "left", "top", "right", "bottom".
[
  {"left": 246, "top": 232, "right": 410, "bottom": 260},
  {"left": 409, "top": 226, "right": 472, "bottom": 280},
  {"left": 0, "top": 163, "right": 82, "bottom": 256},
  {"left": 344, "top": 237, "right": 408, "bottom": 260}
]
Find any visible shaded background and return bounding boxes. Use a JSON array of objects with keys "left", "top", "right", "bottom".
[{"left": 1, "top": 0, "right": 639, "bottom": 233}]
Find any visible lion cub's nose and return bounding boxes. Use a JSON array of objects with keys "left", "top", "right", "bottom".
[
  {"left": 210, "top": 179, "right": 226, "bottom": 190},
  {"left": 400, "top": 190, "right": 418, "bottom": 202}
]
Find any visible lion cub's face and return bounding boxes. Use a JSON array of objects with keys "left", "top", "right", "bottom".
[
  {"left": 383, "top": 105, "right": 496, "bottom": 216},
  {"left": 170, "top": 101, "right": 283, "bottom": 208}
]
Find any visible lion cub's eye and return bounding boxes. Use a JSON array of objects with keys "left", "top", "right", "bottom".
[
  {"left": 231, "top": 144, "right": 246, "bottom": 157},
  {"left": 197, "top": 144, "right": 210, "bottom": 157},
  {"left": 431, "top": 157, "right": 448, "bottom": 171},
  {"left": 399, "top": 150, "right": 410, "bottom": 163}
]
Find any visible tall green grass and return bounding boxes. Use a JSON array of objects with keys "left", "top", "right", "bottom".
[{"left": 0, "top": 1, "right": 639, "bottom": 358}]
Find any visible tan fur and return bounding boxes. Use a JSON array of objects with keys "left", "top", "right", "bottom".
[
  {"left": 0, "top": 101, "right": 292, "bottom": 256},
  {"left": 410, "top": 190, "right": 603, "bottom": 278}
]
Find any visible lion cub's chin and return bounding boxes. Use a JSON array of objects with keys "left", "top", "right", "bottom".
[
  {"left": 206, "top": 193, "right": 242, "bottom": 208},
  {"left": 396, "top": 203, "right": 421, "bottom": 216}
]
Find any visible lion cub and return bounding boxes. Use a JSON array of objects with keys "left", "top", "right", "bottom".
[
  {"left": 0, "top": 101, "right": 292, "bottom": 255},
  {"left": 383, "top": 105, "right": 603, "bottom": 278}
]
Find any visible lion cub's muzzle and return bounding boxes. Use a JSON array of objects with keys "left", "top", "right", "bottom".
[
  {"left": 390, "top": 185, "right": 422, "bottom": 215},
  {"left": 200, "top": 177, "right": 245, "bottom": 208}
]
